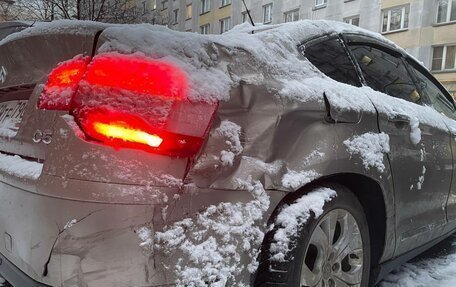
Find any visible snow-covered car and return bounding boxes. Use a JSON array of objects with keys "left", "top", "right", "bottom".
[{"left": 0, "top": 19, "right": 456, "bottom": 287}]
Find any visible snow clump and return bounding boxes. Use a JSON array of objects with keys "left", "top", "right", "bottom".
[
  {"left": 137, "top": 226, "right": 154, "bottom": 249},
  {"left": 409, "top": 116, "right": 421, "bottom": 145},
  {"left": 215, "top": 120, "right": 243, "bottom": 167},
  {"left": 417, "top": 166, "right": 426, "bottom": 190},
  {"left": 270, "top": 187, "right": 337, "bottom": 261},
  {"left": 281, "top": 169, "right": 320, "bottom": 190},
  {"left": 344, "top": 132, "right": 390, "bottom": 173},
  {"left": 153, "top": 178, "right": 269, "bottom": 286},
  {"left": 63, "top": 219, "right": 77, "bottom": 230}
]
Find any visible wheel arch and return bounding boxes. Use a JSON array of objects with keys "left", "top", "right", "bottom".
[{"left": 266, "top": 172, "right": 387, "bottom": 271}]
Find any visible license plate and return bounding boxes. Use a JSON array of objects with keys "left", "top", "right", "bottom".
[{"left": 0, "top": 100, "right": 28, "bottom": 135}]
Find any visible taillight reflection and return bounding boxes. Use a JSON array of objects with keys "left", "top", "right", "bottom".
[
  {"left": 38, "top": 56, "right": 91, "bottom": 110},
  {"left": 83, "top": 52, "right": 188, "bottom": 99}
]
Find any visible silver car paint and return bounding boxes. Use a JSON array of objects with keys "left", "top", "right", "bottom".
[{"left": 0, "top": 22, "right": 454, "bottom": 286}]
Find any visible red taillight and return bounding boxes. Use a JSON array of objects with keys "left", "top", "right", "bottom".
[
  {"left": 39, "top": 52, "right": 217, "bottom": 158},
  {"left": 38, "top": 56, "right": 91, "bottom": 110},
  {"left": 81, "top": 110, "right": 205, "bottom": 157}
]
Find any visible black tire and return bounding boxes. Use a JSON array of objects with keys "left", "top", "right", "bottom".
[{"left": 254, "top": 184, "right": 371, "bottom": 287}]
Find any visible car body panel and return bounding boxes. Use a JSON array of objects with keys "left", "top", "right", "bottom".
[
  {"left": 343, "top": 39, "right": 454, "bottom": 256},
  {"left": 0, "top": 20, "right": 455, "bottom": 286}
]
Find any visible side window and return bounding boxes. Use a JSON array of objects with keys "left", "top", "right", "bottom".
[
  {"left": 408, "top": 61, "right": 456, "bottom": 119},
  {"left": 302, "top": 37, "right": 361, "bottom": 87},
  {"left": 348, "top": 44, "right": 421, "bottom": 104}
]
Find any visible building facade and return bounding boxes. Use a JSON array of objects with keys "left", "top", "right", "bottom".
[{"left": 136, "top": 0, "right": 456, "bottom": 97}]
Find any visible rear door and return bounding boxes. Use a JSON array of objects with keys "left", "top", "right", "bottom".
[
  {"left": 405, "top": 58, "right": 456, "bottom": 225},
  {"left": 344, "top": 35, "right": 453, "bottom": 256}
]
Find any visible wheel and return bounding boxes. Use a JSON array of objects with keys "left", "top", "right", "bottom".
[{"left": 255, "top": 184, "right": 371, "bottom": 287}]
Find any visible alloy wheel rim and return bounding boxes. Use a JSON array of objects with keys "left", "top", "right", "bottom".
[{"left": 300, "top": 209, "right": 363, "bottom": 287}]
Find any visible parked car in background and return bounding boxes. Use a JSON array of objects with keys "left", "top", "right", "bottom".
[{"left": 0, "top": 19, "right": 456, "bottom": 287}]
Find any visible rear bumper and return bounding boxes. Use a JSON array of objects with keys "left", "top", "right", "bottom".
[
  {"left": 0, "top": 252, "right": 49, "bottom": 287},
  {"left": 0, "top": 177, "right": 284, "bottom": 287}
]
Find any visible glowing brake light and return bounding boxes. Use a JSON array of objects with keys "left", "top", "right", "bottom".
[{"left": 93, "top": 122, "right": 163, "bottom": 148}]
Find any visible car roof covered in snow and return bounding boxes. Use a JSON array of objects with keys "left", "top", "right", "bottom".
[{"left": 0, "top": 19, "right": 398, "bottom": 51}]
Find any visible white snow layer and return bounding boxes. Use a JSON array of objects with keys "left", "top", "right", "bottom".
[
  {"left": 282, "top": 169, "right": 320, "bottom": 190},
  {"left": 92, "top": 19, "right": 398, "bottom": 109},
  {"left": 0, "top": 20, "right": 110, "bottom": 45},
  {"left": 63, "top": 219, "right": 77, "bottom": 230},
  {"left": 153, "top": 179, "right": 270, "bottom": 286},
  {"left": 0, "top": 152, "right": 43, "bottom": 180},
  {"left": 380, "top": 236, "right": 456, "bottom": 287},
  {"left": 344, "top": 132, "right": 390, "bottom": 173},
  {"left": 270, "top": 187, "right": 337, "bottom": 261},
  {"left": 215, "top": 120, "right": 243, "bottom": 166},
  {"left": 409, "top": 116, "right": 422, "bottom": 145}
]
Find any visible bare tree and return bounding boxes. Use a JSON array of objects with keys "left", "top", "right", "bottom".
[
  {"left": 0, "top": 0, "right": 23, "bottom": 21},
  {"left": 15, "top": 0, "right": 56, "bottom": 20},
  {"left": 9, "top": 0, "right": 137, "bottom": 23}
]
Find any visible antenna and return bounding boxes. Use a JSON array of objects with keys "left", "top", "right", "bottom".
[{"left": 241, "top": 0, "right": 255, "bottom": 27}]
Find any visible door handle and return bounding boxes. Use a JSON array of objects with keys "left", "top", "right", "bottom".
[
  {"left": 389, "top": 114, "right": 410, "bottom": 124},
  {"left": 388, "top": 114, "right": 410, "bottom": 129}
]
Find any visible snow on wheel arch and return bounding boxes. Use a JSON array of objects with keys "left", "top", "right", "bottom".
[{"left": 269, "top": 187, "right": 337, "bottom": 262}]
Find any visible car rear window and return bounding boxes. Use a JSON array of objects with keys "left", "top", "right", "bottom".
[{"left": 302, "top": 37, "right": 362, "bottom": 87}]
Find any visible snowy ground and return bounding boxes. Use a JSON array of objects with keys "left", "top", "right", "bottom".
[
  {"left": 379, "top": 234, "right": 456, "bottom": 287},
  {"left": 0, "top": 236, "right": 455, "bottom": 287}
]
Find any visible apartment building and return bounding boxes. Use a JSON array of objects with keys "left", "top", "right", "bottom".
[{"left": 137, "top": 0, "right": 456, "bottom": 97}]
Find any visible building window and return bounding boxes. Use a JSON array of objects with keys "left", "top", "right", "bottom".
[
  {"left": 142, "top": 1, "right": 147, "bottom": 14},
  {"left": 344, "top": 16, "right": 360, "bottom": 26},
  {"left": 448, "top": 83, "right": 456, "bottom": 99},
  {"left": 220, "top": 17, "right": 231, "bottom": 33},
  {"left": 201, "top": 0, "right": 210, "bottom": 14},
  {"left": 242, "top": 11, "right": 249, "bottom": 23},
  {"left": 315, "top": 0, "right": 327, "bottom": 7},
  {"left": 162, "top": 0, "right": 168, "bottom": 10},
  {"left": 284, "top": 9, "right": 299, "bottom": 22},
  {"left": 437, "top": 0, "right": 456, "bottom": 23},
  {"left": 221, "top": 0, "right": 231, "bottom": 7},
  {"left": 200, "top": 24, "right": 210, "bottom": 34},
  {"left": 186, "top": 4, "right": 192, "bottom": 19},
  {"left": 381, "top": 5, "right": 410, "bottom": 33},
  {"left": 432, "top": 45, "right": 456, "bottom": 71},
  {"left": 263, "top": 3, "right": 273, "bottom": 23},
  {"left": 173, "top": 9, "right": 179, "bottom": 24},
  {"left": 151, "top": 0, "right": 156, "bottom": 10}
]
